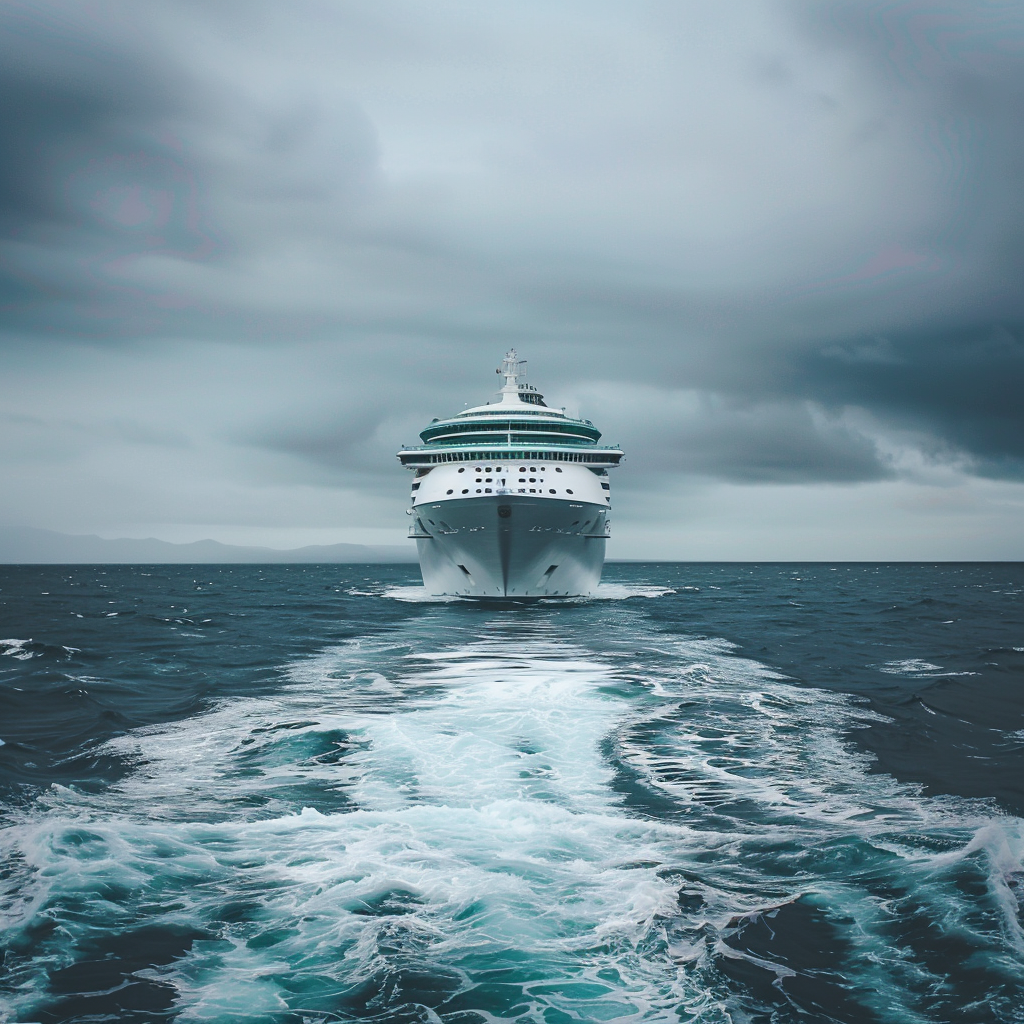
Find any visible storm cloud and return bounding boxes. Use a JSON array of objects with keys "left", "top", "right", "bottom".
[{"left": 2, "top": 1, "right": 1023, "bottom": 557}]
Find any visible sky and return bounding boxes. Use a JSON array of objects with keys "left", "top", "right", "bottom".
[{"left": 2, "top": 0, "right": 1023, "bottom": 559}]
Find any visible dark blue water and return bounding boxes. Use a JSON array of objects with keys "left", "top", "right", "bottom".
[{"left": 1, "top": 563, "right": 1022, "bottom": 1023}]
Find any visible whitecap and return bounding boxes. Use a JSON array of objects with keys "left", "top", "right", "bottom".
[
  {"left": 0, "top": 639, "right": 37, "bottom": 661},
  {"left": 879, "top": 658, "right": 944, "bottom": 676}
]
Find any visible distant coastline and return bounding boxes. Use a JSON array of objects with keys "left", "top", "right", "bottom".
[{"left": 0, "top": 526, "right": 417, "bottom": 564}]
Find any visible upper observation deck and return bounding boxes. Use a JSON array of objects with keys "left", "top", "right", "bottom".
[{"left": 397, "top": 350, "right": 623, "bottom": 469}]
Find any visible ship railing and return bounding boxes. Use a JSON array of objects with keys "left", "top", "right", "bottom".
[
  {"left": 397, "top": 442, "right": 621, "bottom": 453},
  {"left": 397, "top": 446, "right": 623, "bottom": 466}
]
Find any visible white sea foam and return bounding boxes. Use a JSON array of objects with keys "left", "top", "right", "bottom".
[
  {"left": 1, "top": 616, "right": 1021, "bottom": 1022},
  {"left": 0, "top": 638, "right": 37, "bottom": 660},
  {"left": 879, "top": 658, "right": 944, "bottom": 676},
  {"left": 382, "top": 582, "right": 675, "bottom": 603},
  {"left": 585, "top": 583, "right": 676, "bottom": 600},
  {"left": 381, "top": 585, "right": 463, "bottom": 602}
]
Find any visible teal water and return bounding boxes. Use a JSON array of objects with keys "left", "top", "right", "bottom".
[{"left": 1, "top": 563, "right": 1022, "bottom": 1022}]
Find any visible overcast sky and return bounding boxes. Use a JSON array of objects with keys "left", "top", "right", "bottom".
[{"left": 2, "top": 0, "right": 1023, "bottom": 559}]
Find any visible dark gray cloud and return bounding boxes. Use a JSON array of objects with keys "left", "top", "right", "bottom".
[
  {"left": 2, "top": 1, "right": 1024, "bottom": 555},
  {"left": 801, "top": 323, "right": 1024, "bottom": 476},
  {"left": 640, "top": 401, "right": 887, "bottom": 484},
  {"left": 0, "top": 8, "right": 172, "bottom": 230},
  {"left": 0, "top": 5, "right": 221, "bottom": 335}
]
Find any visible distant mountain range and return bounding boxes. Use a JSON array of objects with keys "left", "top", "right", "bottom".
[{"left": 0, "top": 526, "right": 417, "bottom": 564}]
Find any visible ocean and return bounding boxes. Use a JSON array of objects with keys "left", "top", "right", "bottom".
[{"left": 1, "top": 562, "right": 1022, "bottom": 1023}]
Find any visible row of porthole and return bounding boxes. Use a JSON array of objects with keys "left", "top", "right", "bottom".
[
  {"left": 474, "top": 477, "right": 542, "bottom": 483},
  {"left": 446, "top": 488, "right": 574, "bottom": 495},
  {"left": 459, "top": 466, "right": 563, "bottom": 474}
]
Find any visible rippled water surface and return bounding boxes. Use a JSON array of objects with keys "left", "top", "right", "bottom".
[{"left": 1, "top": 563, "right": 1022, "bottom": 1023}]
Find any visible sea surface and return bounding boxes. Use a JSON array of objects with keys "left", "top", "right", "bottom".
[{"left": 1, "top": 562, "right": 1023, "bottom": 1024}]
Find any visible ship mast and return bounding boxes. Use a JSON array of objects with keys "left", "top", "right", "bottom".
[{"left": 497, "top": 349, "right": 527, "bottom": 397}]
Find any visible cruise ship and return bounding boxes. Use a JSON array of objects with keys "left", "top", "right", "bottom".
[{"left": 397, "top": 351, "right": 623, "bottom": 598}]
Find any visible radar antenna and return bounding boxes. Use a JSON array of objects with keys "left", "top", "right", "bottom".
[
  {"left": 494, "top": 348, "right": 545, "bottom": 405},
  {"left": 497, "top": 349, "right": 527, "bottom": 388}
]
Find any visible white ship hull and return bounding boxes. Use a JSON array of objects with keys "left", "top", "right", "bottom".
[{"left": 413, "top": 495, "right": 608, "bottom": 598}]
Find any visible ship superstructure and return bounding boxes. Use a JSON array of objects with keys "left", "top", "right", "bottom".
[{"left": 397, "top": 351, "right": 622, "bottom": 598}]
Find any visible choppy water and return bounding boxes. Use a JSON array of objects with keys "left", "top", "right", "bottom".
[{"left": 1, "top": 563, "right": 1022, "bottom": 1023}]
